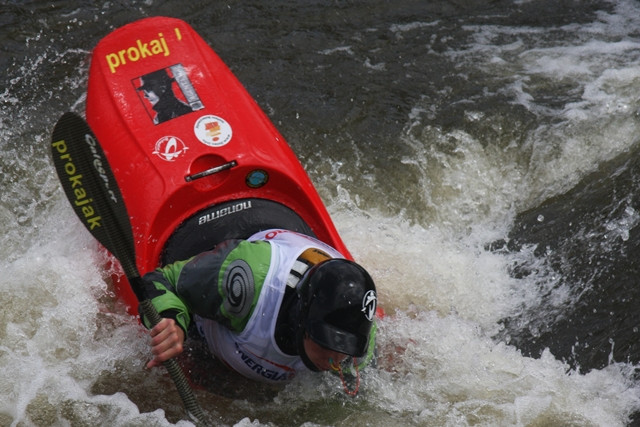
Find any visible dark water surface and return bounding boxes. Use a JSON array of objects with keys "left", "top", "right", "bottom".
[{"left": 3, "top": 0, "right": 640, "bottom": 425}]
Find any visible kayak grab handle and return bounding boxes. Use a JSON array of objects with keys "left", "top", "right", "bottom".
[{"left": 185, "top": 160, "right": 238, "bottom": 182}]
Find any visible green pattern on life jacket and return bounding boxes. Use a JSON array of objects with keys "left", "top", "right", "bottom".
[{"left": 141, "top": 258, "right": 192, "bottom": 333}]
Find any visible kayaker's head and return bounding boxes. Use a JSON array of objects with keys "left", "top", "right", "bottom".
[{"left": 295, "top": 259, "right": 377, "bottom": 372}]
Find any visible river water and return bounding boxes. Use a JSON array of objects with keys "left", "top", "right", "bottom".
[{"left": 3, "top": 0, "right": 640, "bottom": 425}]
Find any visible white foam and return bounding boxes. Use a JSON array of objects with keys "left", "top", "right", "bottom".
[{"left": 4, "top": 1, "right": 640, "bottom": 425}]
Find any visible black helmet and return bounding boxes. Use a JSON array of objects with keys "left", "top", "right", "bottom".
[{"left": 297, "top": 259, "right": 377, "bottom": 358}]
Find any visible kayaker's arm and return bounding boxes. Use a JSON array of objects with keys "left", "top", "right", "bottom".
[
  {"left": 141, "top": 258, "right": 193, "bottom": 335},
  {"left": 140, "top": 240, "right": 242, "bottom": 334},
  {"left": 141, "top": 239, "right": 271, "bottom": 334}
]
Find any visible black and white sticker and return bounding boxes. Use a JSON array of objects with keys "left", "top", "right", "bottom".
[{"left": 361, "top": 290, "right": 377, "bottom": 321}]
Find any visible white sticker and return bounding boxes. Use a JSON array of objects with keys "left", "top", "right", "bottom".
[
  {"left": 153, "top": 136, "right": 188, "bottom": 161},
  {"left": 193, "top": 115, "right": 232, "bottom": 147}
]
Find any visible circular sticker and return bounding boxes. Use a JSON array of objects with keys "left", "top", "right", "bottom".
[
  {"left": 194, "top": 115, "right": 232, "bottom": 147},
  {"left": 246, "top": 169, "right": 269, "bottom": 188},
  {"left": 153, "top": 136, "right": 188, "bottom": 161}
]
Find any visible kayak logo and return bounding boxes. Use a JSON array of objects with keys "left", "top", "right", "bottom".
[
  {"left": 194, "top": 115, "right": 232, "bottom": 147},
  {"left": 198, "top": 201, "right": 252, "bottom": 225},
  {"left": 105, "top": 28, "right": 182, "bottom": 74},
  {"left": 153, "top": 136, "right": 188, "bottom": 161}
]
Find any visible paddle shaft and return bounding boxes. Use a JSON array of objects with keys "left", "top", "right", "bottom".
[{"left": 51, "top": 112, "right": 210, "bottom": 426}]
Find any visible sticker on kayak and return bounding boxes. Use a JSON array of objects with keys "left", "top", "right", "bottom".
[
  {"left": 246, "top": 169, "right": 269, "bottom": 188},
  {"left": 194, "top": 115, "right": 233, "bottom": 147},
  {"left": 133, "top": 64, "right": 203, "bottom": 125},
  {"left": 153, "top": 135, "right": 188, "bottom": 161}
]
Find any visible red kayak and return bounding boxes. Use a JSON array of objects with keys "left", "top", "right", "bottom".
[{"left": 86, "top": 17, "right": 351, "bottom": 314}]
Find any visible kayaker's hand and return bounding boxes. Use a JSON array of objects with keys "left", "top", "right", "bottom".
[{"left": 146, "top": 317, "right": 185, "bottom": 369}]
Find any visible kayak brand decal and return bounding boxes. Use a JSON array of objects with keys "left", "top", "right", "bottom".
[
  {"left": 194, "top": 115, "right": 233, "bottom": 147},
  {"left": 198, "top": 201, "right": 252, "bottom": 226},
  {"left": 153, "top": 135, "right": 188, "bottom": 161},
  {"left": 105, "top": 28, "right": 182, "bottom": 74},
  {"left": 133, "top": 64, "right": 203, "bottom": 125}
]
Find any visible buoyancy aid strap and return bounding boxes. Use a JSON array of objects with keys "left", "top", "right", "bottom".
[{"left": 286, "top": 248, "right": 331, "bottom": 289}]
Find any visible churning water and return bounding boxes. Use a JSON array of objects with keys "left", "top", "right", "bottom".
[{"left": 3, "top": 0, "right": 640, "bottom": 425}]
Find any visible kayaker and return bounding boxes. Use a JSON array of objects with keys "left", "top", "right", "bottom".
[{"left": 142, "top": 229, "right": 378, "bottom": 395}]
